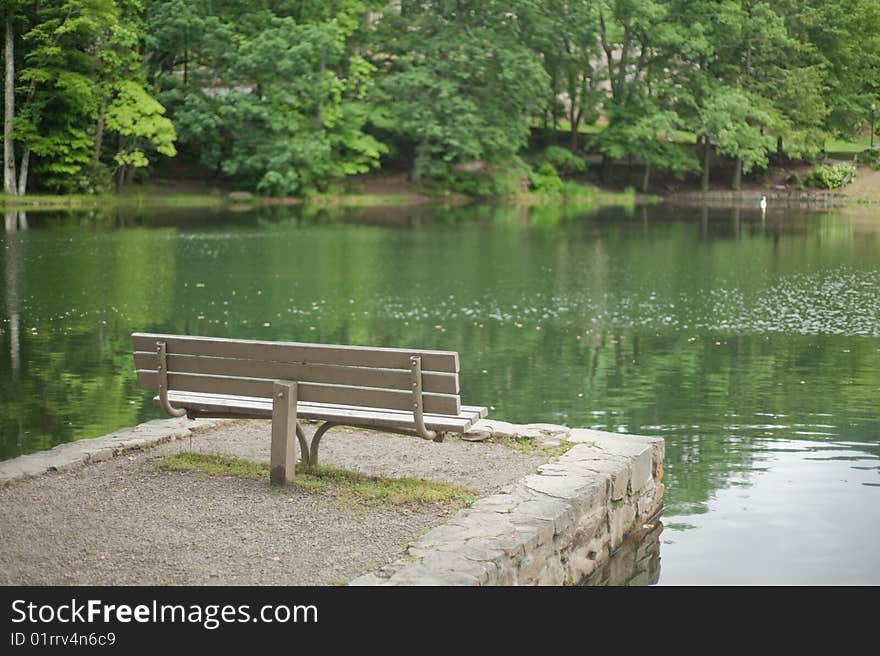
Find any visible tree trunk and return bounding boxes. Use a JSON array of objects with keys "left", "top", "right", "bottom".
[
  {"left": 4, "top": 19, "right": 16, "bottom": 196},
  {"left": 601, "top": 154, "right": 613, "bottom": 182},
  {"left": 642, "top": 162, "right": 650, "bottom": 192},
  {"left": 412, "top": 139, "right": 428, "bottom": 181},
  {"left": 701, "top": 139, "right": 711, "bottom": 191},
  {"left": 16, "top": 147, "right": 27, "bottom": 195},
  {"left": 731, "top": 158, "right": 742, "bottom": 190},
  {"left": 568, "top": 99, "right": 581, "bottom": 151},
  {"left": 776, "top": 136, "right": 784, "bottom": 159},
  {"left": 314, "top": 50, "right": 325, "bottom": 130},
  {"left": 93, "top": 97, "right": 108, "bottom": 167}
]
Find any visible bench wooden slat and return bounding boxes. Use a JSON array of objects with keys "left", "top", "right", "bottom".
[
  {"left": 463, "top": 405, "right": 489, "bottom": 419},
  {"left": 133, "top": 351, "right": 460, "bottom": 395},
  {"left": 157, "top": 390, "right": 488, "bottom": 422},
  {"left": 137, "top": 370, "right": 460, "bottom": 416},
  {"left": 159, "top": 392, "right": 483, "bottom": 433},
  {"left": 132, "top": 333, "right": 459, "bottom": 373}
]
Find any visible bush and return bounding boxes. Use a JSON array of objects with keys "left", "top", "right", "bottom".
[
  {"left": 560, "top": 181, "right": 594, "bottom": 197},
  {"left": 544, "top": 146, "right": 587, "bottom": 175},
  {"left": 787, "top": 170, "right": 805, "bottom": 190},
  {"left": 528, "top": 161, "right": 564, "bottom": 195},
  {"left": 434, "top": 159, "right": 530, "bottom": 197},
  {"left": 856, "top": 148, "right": 880, "bottom": 170},
  {"left": 487, "top": 160, "right": 531, "bottom": 196},
  {"left": 804, "top": 163, "right": 856, "bottom": 189}
]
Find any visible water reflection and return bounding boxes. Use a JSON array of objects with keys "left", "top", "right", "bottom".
[
  {"left": 1, "top": 201, "right": 878, "bottom": 583},
  {"left": 582, "top": 523, "right": 663, "bottom": 586},
  {"left": 659, "top": 438, "right": 880, "bottom": 584},
  {"left": 4, "top": 211, "right": 25, "bottom": 453}
]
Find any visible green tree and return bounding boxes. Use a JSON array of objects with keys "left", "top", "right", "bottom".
[
  {"left": 781, "top": 0, "right": 880, "bottom": 140},
  {"left": 7, "top": 1, "right": 175, "bottom": 193},
  {"left": 147, "top": 2, "right": 385, "bottom": 195},
  {"left": 524, "top": 0, "right": 601, "bottom": 151},
  {"left": 601, "top": 99, "right": 699, "bottom": 191},
  {"left": 593, "top": 0, "right": 705, "bottom": 183},
  {"left": 674, "top": 0, "right": 800, "bottom": 188},
  {"left": 104, "top": 80, "right": 176, "bottom": 188},
  {"left": 697, "top": 86, "right": 775, "bottom": 189},
  {"left": 2, "top": 2, "right": 27, "bottom": 194},
  {"left": 371, "top": 1, "right": 550, "bottom": 182}
]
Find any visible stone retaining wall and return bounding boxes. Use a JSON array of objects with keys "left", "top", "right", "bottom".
[
  {"left": 664, "top": 189, "right": 852, "bottom": 207},
  {"left": 1, "top": 417, "right": 665, "bottom": 586},
  {"left": 350, "top": 428, "right": 664, "bottom": 586},
  {"left": 0, "top": 417, "right": 228, "bottom": 487}
]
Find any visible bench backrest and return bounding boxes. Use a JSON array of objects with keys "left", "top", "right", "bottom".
[{"left": 132, "top": 333, "right": 461, "bottom": 416}]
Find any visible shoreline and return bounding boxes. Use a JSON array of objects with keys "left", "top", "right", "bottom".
[
  {"left": 0, "top": 417, "right": 664, "bottom": 586},
  {"left": 0, "top": 187, "right": 646, "bottom": 213},
  {"left": 663, "top": 188, "right": 878, "bottom": 208},
  {"left": 2, "top": 181, "right": 876, "bottom": 216}
]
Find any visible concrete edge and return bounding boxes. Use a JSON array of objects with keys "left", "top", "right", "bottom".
[
  {"left": 0, "top": 417, "right": 231, "bottom": 488},
  {"left": 350, "top": 427, "right": 665, "bottom": 586}
]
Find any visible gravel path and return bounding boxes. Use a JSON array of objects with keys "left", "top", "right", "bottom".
[{"left": 0, "top": 420, "right": 547, "bottom": 585}]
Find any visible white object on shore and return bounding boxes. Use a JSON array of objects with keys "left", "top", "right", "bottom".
[{"left": 760, "top": 195, "right": 767, "bottom": 210}]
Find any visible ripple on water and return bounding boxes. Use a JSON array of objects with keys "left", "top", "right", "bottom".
[{"left": 165, "top": 267, "right": 875, "bottom": 338}]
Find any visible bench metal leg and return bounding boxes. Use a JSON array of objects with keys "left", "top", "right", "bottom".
[
  {"left": 295, "top": 423, "right": 310, "bottom": 467},
  {"left": 305, "top": 422, "right": 443, "bottom": 465},
  {"left": 156, "top": 342, "right": 186, "bottom": 417},
  {"left": 308, "top": 421, "right": 339, "bottom": 467},
  {"left": 270, "top": 380, "right": 298, "bottom": 485}
]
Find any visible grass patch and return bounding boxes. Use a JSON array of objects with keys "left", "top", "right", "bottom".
[
  {"left": 302, "top": 193, "right": 424, "bottom": 207},
  {"left": 492, "top": 436, "right": 574, "bottom": 459},
  {"left": 155, "top": 452, "right": 476, "bottom": 507},
  {"left": 0, "top": 191, "right": 227, "bottom": 211},
  {"left": 530, "top": 118, "right": 604, "bottom": 135},
  {"left": 158, "top": 452, "right": 267, "bottom": 479},
  {"left": 499, "top": 185, "right": 654, "bottom": 207},
  {"left": 823, "top": 137, "right": 869, "bottom": 156}
]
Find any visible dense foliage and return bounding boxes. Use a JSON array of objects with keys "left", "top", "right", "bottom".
[
  {"left": 2, "top": 1, "right": 879, "bottom": 194},
  {"left": 804, "top": 163, "right": 856, "bottom": 189}
]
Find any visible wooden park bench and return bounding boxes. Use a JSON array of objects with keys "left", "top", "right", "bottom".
[{"left": 131, "top": 333, "right": 488, "bottom": 485}]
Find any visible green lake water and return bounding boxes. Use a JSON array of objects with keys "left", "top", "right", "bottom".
[{"left": 2, "top": 202, "right": 879, "bottom": 584}]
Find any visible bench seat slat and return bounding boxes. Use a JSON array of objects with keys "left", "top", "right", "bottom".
[
  {"left": 132, "top": 333, "right": 459, "bottom": 373},
  {"left": 157, "top": 390, "right": 488, "bottom": 423},
  {"left": 158, "top": 392, "right": 485, "bottom": 433},
  {"left": 137, "top": 370, "right": 460, "bottom": 416},
  {"left": 153, "top": 386, "right": 487, "bottom": 420},
  {"left": 133, "top": 351, "right": 459, "bottom": 395}
]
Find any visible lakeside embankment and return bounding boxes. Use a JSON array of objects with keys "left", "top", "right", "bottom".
[
  {"left": 5, "top": 169, "right": 878, "bottom": 214},
  {"left": 0, "top": 417, "right": 663, "bottom": 586},
  {"left": 0, "top": 186, "right": 649, "bottom": 213},
  {"left": 666, "top": 186, "right": 880, "bottom": 209}
]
